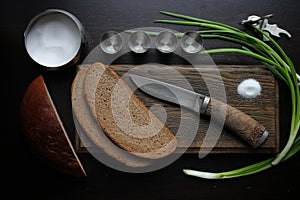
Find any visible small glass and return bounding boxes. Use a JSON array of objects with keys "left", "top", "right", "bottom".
[
  {"left": 128, "top": 31, "right": 151, "bottom": 53},
  {"left": 99, "top": 31, "right": 123, "bottom": 54},
  {"left": 181, "top": 31, "right": 203, "bottom": 54},
  {"left": 155, "top": 31, "right": 178, "bottom": 53}
]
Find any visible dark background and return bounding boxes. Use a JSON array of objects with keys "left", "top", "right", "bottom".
[{"left": 4, "top": 0, "right": 300, "bottom": 199}]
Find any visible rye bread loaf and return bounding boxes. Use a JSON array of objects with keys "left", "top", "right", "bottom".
[
  {"left": 84, "top": 63, "right": 177, "bottom": 159},
  {"left": 20, "top": 75, "right": 86, "bottom": 177},
  {"left": 71, "top": 65, "right": 152, "bottom": 167}
]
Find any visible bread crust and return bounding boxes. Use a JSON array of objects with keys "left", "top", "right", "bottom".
[{"left": 20, "top": 75, "right": 86, "bottom": 177}]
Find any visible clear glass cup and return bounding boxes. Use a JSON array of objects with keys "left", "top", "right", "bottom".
[
  {"left": 99, "top": 31, "right": 123, "bottom": 54},
  {"left": 155, "top": 31, "right": 178, "bottom": 53},
  {"left": 181, "top": 31, "right": 203, "bottom": 54},
  {"left": 128, "top": 31, "right": 151, "bottom": 53}
]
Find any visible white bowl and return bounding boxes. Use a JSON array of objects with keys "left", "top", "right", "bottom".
[{"left": 24, "top": 9, "right": 85, "bottom": 70}]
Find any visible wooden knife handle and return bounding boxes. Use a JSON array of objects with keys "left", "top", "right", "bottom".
[{"left": 203, "top": 98, "right": 268, "bottom": 148}]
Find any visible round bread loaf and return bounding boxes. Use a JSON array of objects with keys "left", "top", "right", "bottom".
[{"left": 20, "top": 75, "right": 86, "bottom": 177}]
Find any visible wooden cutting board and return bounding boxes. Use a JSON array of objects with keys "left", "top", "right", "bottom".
[{"left": 75, "top": 64, "right": 280, "bottom": 154}]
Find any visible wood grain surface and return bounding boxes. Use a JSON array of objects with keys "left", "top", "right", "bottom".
[{"left": 76, "top": 64, "right": 279, "bottom": 154}]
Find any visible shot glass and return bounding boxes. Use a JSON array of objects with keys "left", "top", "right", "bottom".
[
  {"left": 155, "top": 31, "right": 178, "bottom": 53},
  {"left": 181, "top": 31, "right": 203, "bottom": 54},
  {"left": 128, "top": 31, "right": 151, "bottom": 53},
  {"left": 99, "top": 31, "right": 123, "bottom": 54}
]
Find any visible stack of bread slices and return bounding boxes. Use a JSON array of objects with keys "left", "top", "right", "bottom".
[{"left": 71, "top": 62, "right": 177, "bottom": 168}]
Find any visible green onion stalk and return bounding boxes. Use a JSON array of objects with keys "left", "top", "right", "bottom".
[{"left": 155, "top": 11, "right": 300, "bottom": 179}]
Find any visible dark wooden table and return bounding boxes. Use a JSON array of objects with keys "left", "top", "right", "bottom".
[{"left": 6, "top": 0, "right": 300, "bottom": 199}]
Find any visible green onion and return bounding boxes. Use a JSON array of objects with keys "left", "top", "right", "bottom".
[{"left": 155, "top": 11, "right": 300, "bottom": 179}]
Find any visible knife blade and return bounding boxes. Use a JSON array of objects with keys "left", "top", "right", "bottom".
[
  {"left": 129, "top": 74, "right": 210, "bottom": 114},
  {"left": 130, "top": 74, "right": 269, "bottom": 148}
]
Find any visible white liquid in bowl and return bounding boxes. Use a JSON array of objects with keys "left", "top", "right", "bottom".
[{"left": 25, "top": 13, "right": 81, "bottom": 68}]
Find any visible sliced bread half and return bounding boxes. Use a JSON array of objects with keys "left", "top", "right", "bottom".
[
  {"left": 20, "top": 75, "right": 86, "bottom": 177},
  {"left": 71, "top": 65, "right": 152, "bottom": 167},
  {"left": 84, "top": 63, "right": 177, "bottom": 159}
]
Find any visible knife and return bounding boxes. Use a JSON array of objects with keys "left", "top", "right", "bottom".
[{"left": 130, "top": 74, "right": 269, "bottom": 148}]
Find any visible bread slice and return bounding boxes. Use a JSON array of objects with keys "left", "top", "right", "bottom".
[
  {"left": 20, "top": 75, "right": 86, "bottom": 177},
  {"left": 71, "top": 65, "right": 152, "bottom": 167},
  {"left": 84, "top": 63, "right": 177, "bottom": 159}
]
